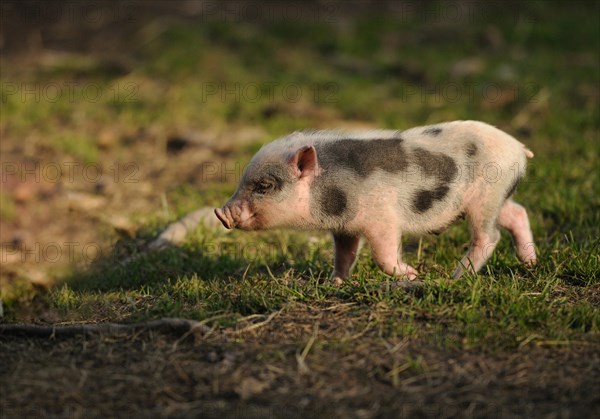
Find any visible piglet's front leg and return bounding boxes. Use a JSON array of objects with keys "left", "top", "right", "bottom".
[
  {"left": 330, "top": 233, "right": 361, "bottom": 286},
  {"left": 364, "top": 226, "right": 418, "bottom": 280}
]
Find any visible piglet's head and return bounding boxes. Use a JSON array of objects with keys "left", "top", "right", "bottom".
[{"left": 215, "top": 145, "right": 319, "bottom": 231}]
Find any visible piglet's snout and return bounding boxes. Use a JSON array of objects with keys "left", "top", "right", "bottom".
[
  {"left": 214, "top": 206, "right": 234, "bottom": 229},
  {"left": 215, "top": 201, "right": 254, "bottom": 230}
]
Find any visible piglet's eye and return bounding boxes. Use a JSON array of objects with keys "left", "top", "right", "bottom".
[{"left": 253, "top": 181, "right": 274, "bottom": 195}]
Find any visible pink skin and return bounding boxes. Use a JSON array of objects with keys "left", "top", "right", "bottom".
[
  {"left": 216, "top": 141, "right": 535, "bottom": 283},
  {"left": 337, "top": 192, "right": 419, "bottom": 282},
  {"left": 363, "top": 225, "right": 419, "bottom": 281},
  {"left": 452, "top": 197, "right": 536, "bottom": 278},
  {"left": 217, "top": 146, "right": 420, "bottom": 283},
  {"left": 214, "top": 195, "right": 295, "bottom": 231},
  {"left": 215, "top": 147, "right": 318, "bottom": 232},
  {"left": 214, "top": 198, "right": 254, "bottom": 230},
  {"left": 497, "top": 199, "right": 537, "bottom": 265},
  {"left": 330, "top": 227, "right": 419, "bottom": 284}
]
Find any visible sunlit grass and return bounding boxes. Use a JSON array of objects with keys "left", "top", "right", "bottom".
[{"left": 1, "top": 3, "right": 598, "bottom": 353}]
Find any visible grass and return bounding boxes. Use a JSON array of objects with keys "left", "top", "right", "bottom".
[
  {"left": 33, "top": 212, "right": 596, "bottom": 351},
  {"left": 2, "top": 3, "right": 600, "bottom": 356}
]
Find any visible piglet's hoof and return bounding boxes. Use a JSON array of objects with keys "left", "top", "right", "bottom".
[
  {"left": 330, "top": 276, "right": 345, "bottom": 287},
  {"left": 329, "top": 276, "right": 360, "bottom": 287}
]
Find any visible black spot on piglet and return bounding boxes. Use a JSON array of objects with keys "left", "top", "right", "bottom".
[
  {"left": 413, "top": 148, "right": 458, "bottom": 183},
  {"left": 423, "top": 127, "right": 442, "bottom": 136},
  {"left": 466, "top": 142, "right": 478, "bottom": 157},
  {"left": 318, "top": 138, "right": 407, "bottom": 178},
  {"left": 321, "top": 186, "right": 348, "bottom": 216},
  {"left": 412, "top": 185, "right": 450, "bottom": 213}
]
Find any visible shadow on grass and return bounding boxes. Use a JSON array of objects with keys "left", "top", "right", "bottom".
[
  {"left": 50, "top": 226, "right": 336, "bottom": 318},
  {"left": 49, "top": 239, "right": 288, "bottom": 319},
  {"left": 62, "top": 240, "right": 248, "bottom": 293}
]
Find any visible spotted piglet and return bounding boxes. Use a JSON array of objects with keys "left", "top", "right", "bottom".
[{"left": 215, "top": 120, "right": 537, "bottom": 283}]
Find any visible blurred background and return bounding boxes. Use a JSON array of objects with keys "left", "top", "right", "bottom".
[{"left": 1, "top": 0, "right": 598, "bottom": 302}]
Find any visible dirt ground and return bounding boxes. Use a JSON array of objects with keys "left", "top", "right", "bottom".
[{"left": 2, "top": 303, "right": 599, "bottom": 419}]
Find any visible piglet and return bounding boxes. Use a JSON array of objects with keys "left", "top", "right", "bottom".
[{"left": 215, "top": 120, "right": 537, "bottom": 283}]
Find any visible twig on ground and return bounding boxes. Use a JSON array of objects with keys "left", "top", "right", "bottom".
[
  {"left": 233, "top": 309, "right": 283, "bottom": 334},
  {"left": 147, "top": 207, "right": 220, "bottom": 251},
  {"left": 0, "top": 318, "right": 211, "bottom": 339},
  {"left": 121, "top": 207, "right": 220, "bottom": 265}
]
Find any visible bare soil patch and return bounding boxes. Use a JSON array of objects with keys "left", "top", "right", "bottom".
[{"left": 2, "top": 303, "right": 599, "bottom": 419}]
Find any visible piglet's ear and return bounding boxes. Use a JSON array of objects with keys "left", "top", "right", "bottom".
[{"left": 289, "top": 145, "right": 319, "bottom": 179}]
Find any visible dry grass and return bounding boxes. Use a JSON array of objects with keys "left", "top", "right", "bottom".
[{"left": 2, "top": 302, "right": 599, "bottom": 418}]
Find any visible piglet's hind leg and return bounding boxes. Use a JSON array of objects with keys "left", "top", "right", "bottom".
[
  {"left": 497, "top": 199, "right": 537, "bottom": 265},
  {"left": 453, "top": 212, "right": 501, "bottom": 279}
]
